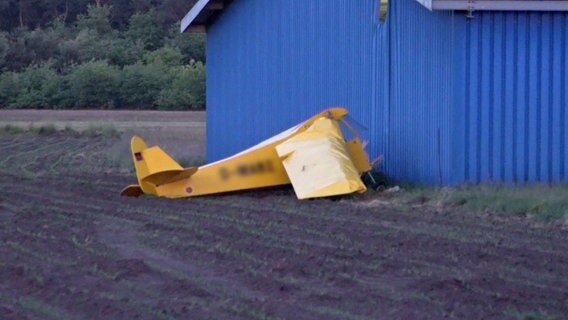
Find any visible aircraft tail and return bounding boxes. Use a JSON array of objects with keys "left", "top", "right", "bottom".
[{"left": 120, "top": 136, "right": 197, "bottom": 197}]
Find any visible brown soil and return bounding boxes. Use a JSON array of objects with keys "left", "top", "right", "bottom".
[{"left": 1, "top": 133, "right": 567, "bottom": 320}]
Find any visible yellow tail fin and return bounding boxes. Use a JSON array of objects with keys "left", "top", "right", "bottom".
[{"left": 125, "top": 136, "right": 197, "bottom": 197}]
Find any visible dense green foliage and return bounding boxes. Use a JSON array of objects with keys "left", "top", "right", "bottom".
[{"left": 0, "top": 0, "right": 206, "bottom": 110}]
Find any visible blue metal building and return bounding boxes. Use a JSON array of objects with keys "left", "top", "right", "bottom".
[{"left": 182, "top": 0, "right": 568, "bottom": 185}]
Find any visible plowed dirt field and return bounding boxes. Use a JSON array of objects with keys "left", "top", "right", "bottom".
[{"left": 1, "top": 131, "right": 568, "bottom": 319}]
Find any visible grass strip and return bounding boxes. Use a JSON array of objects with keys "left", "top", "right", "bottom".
[{"left": 398, "top": 185, "right": 568, "bottom": 221}]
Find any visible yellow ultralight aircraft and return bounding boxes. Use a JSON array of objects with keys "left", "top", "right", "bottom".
[{"left": 121, "top": 107, "right": 373, "bottom": 200}]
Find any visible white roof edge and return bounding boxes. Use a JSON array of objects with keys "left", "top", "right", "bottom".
[
  {"left": 180, "top": 0, "right": 211, "bottom": 33},
  {"left": 416, "top": 0, "right": 433, "bottom": 11},
  {"left": 428, "top": 0, "right": 568, "bottom": 11}
]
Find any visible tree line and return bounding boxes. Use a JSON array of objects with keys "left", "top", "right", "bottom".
[{"left": 0, "top": 0, "right": 206, "bottom": 110}]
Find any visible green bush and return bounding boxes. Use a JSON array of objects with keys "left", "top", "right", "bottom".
[
  {"left": 75, "top": 29, "right": 104, "bottom": 62},
  {"left": 0, "top": 72, "right": 20, "bottom": 107},
  {"left": 143, "top": 46, "right": 184, "bottom": 69},
  {"left": 3, "top": 27, "right": 61, "bottom": 72},
  {"left": 54, "top": 38, "right": 82, "bottom": 71},
  {"left": 156, "top": 61, "right": 205, "bottom": 110},
  {"left": 75, "top": 29, "right": 144, "bottom": 67},
  {"left": 125, "top": 9, "right": 167, "bottom": 51},
  {"left": 0, "top": 64, "right": 62, "bottom": 109},
  {"left": 103, "top": 38, "right": 145, "bottom": 67},
  {"left": 66, "top": 60, "right": 120, "bottom": 108},
  {"left": 77, "top": 5, "right": 113, "bottom": 35},
  {"left": 0, "top": 2, "right": 206, "bottom": 111},
  {"left": 0, "top": 31, "right": 8, "bottom": 70},
  {"left": 120, "top": 63, "right": 168, "bottom": 108},
  {"left": 166, "top": 25, "right": 205, "bottom": 63}
]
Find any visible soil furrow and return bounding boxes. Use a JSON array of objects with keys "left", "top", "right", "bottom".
[{"left": 3, "top": 133, "right": 568, "bottom": 320}]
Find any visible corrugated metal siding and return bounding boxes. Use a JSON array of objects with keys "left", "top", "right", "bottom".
[
  {"left": 383, "top": 0, "right": 455, "bottom": 184},
  {"left": 455, "top": 11, "right": 568, "bottom": 184},
  {"left": 206, "top": 0, "right": 381, "bottom": 161},
  {"left": 206, "top": 0, "right": 568, "bottom": 185}
]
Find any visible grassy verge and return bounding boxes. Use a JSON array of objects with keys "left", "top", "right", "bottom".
[
  {"left": 0, "top": 124, "right": 27, "bottom": 135},
  {"left": 0, "top": 123, "right": 120, "bottom": 138},
  {"left": 395, "top": 185, "right": 568, "bottom": 222},
  {"left": 79, "top": 125, "right": 121, "bottom": 138}
]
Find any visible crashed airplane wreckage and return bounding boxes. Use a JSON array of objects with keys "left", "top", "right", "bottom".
[{"left": 121, "top": 108, "right": 381, "bottom": 200}]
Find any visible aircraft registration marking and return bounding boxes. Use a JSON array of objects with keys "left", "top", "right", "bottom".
[{"left": 219, "top": 160, "right": 275, "bottom": 180}]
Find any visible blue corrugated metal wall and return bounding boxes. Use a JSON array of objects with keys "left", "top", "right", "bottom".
[
  {"left": 384, "top": 0, "right": 455, "bottom": 184},
  {"left": 207, "top": 0, "right": 381, "bottom": 160},
  {"left": 206, "top": 0, "right": 568, "bottom": 185},
  {"left": 454, "top": 11, "right": 568, "bottom": 184}
]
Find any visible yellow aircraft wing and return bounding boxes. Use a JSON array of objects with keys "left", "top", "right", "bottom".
[
  {"left": 276, "top": 117, "right": 366, "bottom": 199},
  {"left": 121, "top": 107, "right": 372, "bottom": 200}
]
